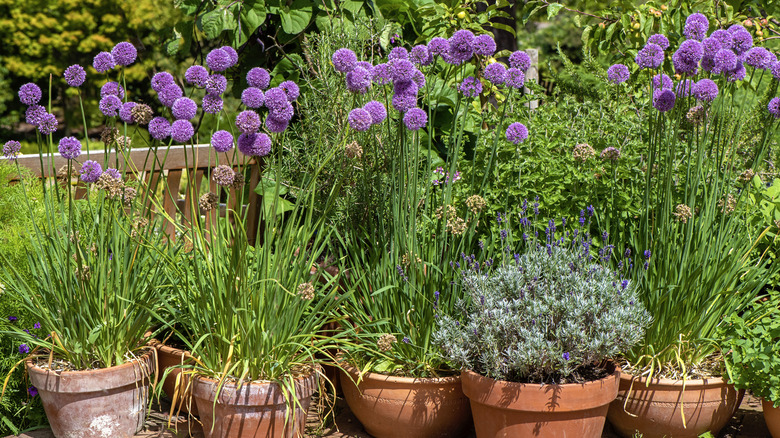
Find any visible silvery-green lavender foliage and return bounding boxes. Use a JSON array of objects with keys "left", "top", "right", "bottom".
[{"left": 435, "top": 243, "right": 651, "bottom": 383}]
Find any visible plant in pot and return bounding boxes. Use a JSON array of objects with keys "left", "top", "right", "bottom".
[
  {"left": 605, "top": 12, "right": 780, "bottom": 438},
  {"left": 0, "top": 41, "right": 182, "bottom": 438},
  {"left": 720, "top": 292, "right": 780, "bottom": 438},
  {"left": 433, "top": 212, "right": 652, "bottom": 438}
]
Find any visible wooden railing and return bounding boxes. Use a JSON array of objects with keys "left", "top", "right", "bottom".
[{"left": 10, "top": 144, "right": 263, "bottom": 243}]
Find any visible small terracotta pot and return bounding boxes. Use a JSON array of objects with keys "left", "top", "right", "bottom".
[
  {"left": 151, "top": 339, "right": 199, "bottom": 415},
  {"left": 340, "top": 366, "right": 473, "bottom": 438},
  {"left": 461, "top": 366, "right": 620, "bottom": 438},
  {"left": 763, "top": 399, "right": 780, "bottom": 438},
  {"left": 26, "top": 351, "right": 154, "bottom": 438},
  {"left": 193, "top": 371, "right": 317, "bottom": 438},
  {"left": 607, "top": 372, "right": 744, "bottom": 438}
]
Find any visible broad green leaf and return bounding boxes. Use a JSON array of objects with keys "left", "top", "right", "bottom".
[
  {"left": 280, "top": 0, "right": 313, "bottom": 35},
  {"left": 547, "top": 3, "right": 564, "bottom": 20},
  {"left": 200, "top": 9, "right": 224, "bottom": 40}
]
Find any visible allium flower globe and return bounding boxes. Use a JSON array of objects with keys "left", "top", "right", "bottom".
[
  {"left": 768, "top": 98, "right": 780, "bottom": 119},
  {"left": 111, "top": 42, "right": 137, "bottom": 66},
  {"left": 63, "top": 65, "right": 86, "bottom": 87},
  {"left": 18, "top": 83, "right": 42, "bottom": 105},
  {"left": 356, "top": 61, "right": 375, "bottom": 77},
  {"left": 80, "top": 160, "right": 103, "bottom": 183},
  {"left": 25, "top": 105, "right": 45, "bottom": 126},
  {"left": 348, "top": 108, "right": 372, "bottom": 132},
  {"left": 412, "top": 69, "right": 426, "bottom": 89},
  {"left": 372, "top": 63, "right": 392, "bottom": 85},
  {"left": 279, "top": 81, "right": 300, "bottom": 101},
  {"left": 238, "top": 133, "right": 272, "bottom": 157},
  {"left": 409, "top": 45, "right": 432, "bottom": 65},
  {"left": 3, "top": 140, "right": 21, "bottom": 159},
  {"left": 731, "top": 30, "right": 753, "bottom": 55},
  {"left": 332, "top": 48, "right": 358, "bottom": 73},
  {"left": 172, "top": 97, "right": 197, "bottom": 120},
  {"left": 652, "top": 89, "right": 676, "bottom": 112},
  {"left": 427, "top": 37, "right": 449, "bottom": 57},
  {"left": 713, "top": 49, "right": 738, "bottom": 73},
  {"left": 647, "top": 34, "right": 670, "bottom": 50},
  {"left": 701, "top": 37, "right": 722, "bottom": 59},
  {"left": 403, "top": 108, "right": 427, "bottom": 131},
  {"left": 148, "top": 117, "right": 171, "bottom": 140},
  {"left": 346, "top": 67, "right": 372, "bottom": 93},
  {"left": 93, "top": 52, "right": 115, "bottom": 73},
  {"left": 236, "top": 110, "right": 261, "bottom": 134},
  {"left": 157, "top": 84, "right": 183, "bottom": 108},
  {"left": 606, "top": 64, "right": 630, "bottom": 84},
  {"left": 247, "top": 67, "right": 271, "bottom": 89},
  {"left": 483, "top": 63, "right": 507, "bottom": 85},
  {"left": 38, "top": 113, "right": 57, "bottom": 135},
  {"left": 270, "top": 102, "right": 294, "bottom": 122},
  {"left": 388, "top": 47, "right": 409, "bottom": 61},
  {"left": 392, "top": 93, "right": 417, "bottom": 113},
  {"left": 104, "top": 168, "right": 121, "bottom": 180},
  {"left": 635, "top": 43, "right": 665, "bottom": 69},
  {"left": 389, "top": 59, "right": 416, "bottom": 82},
  {"left": 119, "top": 102, "right": 136, "bottom": 123},
  {"left": 211, "top": 130, "right": 234, "bottom": 153},
  {"left": 473, "top": 34, "right": 497, "bottom": 56},
  {"left": 683, "top": 13, "right": 709, "bottom": 41},
  {"left": 241, "top": 87, "right": 265, "bottom": 108},
  {"left": 99, "top": 95, "right": 122, "bottom": 117},
  {"left": 505, "top": 122, "right": 528, "bottom": 144},
  {"left": 771, "top": 62, "right": 780, "bottom": 81},
  {"left": 363, "top": 100, "right": 387, "bottom": 125},
  {"left": 151, "top": 71, "right": 175, "bottom": 92},
  {"left": 746, "top": 47, "right": 773, "bottom": 69},
  {"left": 711, "top": 30, "right": 733, "bottom": 49},
  {"left": 458, "top": 76, "right": 482, "bottom": 97},
  {"left": 171, "top": 120, "right": 194, "bottom": 143},
  {"left": 394, "top": 80, "right": 418, "bottom": 97},
  {"left": 509, "top": 51, "right": 531, "bottom": 71},
  {"left": 206, "top": 48, "right": 232, "bottom": 72},
  {"left": 185, "top": 65, "right": 209, "bottom": 87},
  {"left": 220, "top": 46, "right": 239, "bottom": 66},
  {"left": 505, "top": 68, "right": 525, "bottom": 89},
  {"left": 265, "top": 116, "right": 289, "bottom": 133},
  {"left": 448, "top": 29, "right": 475, "bottom": 63},
  {"left": 692, "top": 78, "right": 719, "bottom": 101},
  {"left": 58, "top": 137, "right": 82, "bottom": 160},
  {"left": 726, "top": 62, "right": 746, "bottom": 82},
  {"left": 205, "top": 74, "right": 227, "bottom": 95},
  {"left": 264, "top": 88, "right": 288, "bottom": 112},
  {"left": 100, "top": 82, "right": 124, "bottom": 99},
  {"left": 202, "top": 94, "right": 223, "bottom": 114},
  {"left": 652, "top": 73, "right": 673, "bottom": 90}
]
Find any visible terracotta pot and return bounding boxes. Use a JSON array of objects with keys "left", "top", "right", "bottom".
[
  {"left": 607, "top": 372, "right": 744, "bottom": 438},
  {"left": 151, "top": 339, "right": 199, "bottom": 415},
  {"left": 763, "top": 399, "right": 780, "bottom": 438},
  {"left": 192, "top": 371, "right": 317, "bottom": 438},
  {"left": 461, "top": 366, "right": 620, "bottom": 438},
  {"left": 340, "top": 366, "right": 473, "bottom": 438},
  {"left": 26, "top": 351, "right": 154, "bottom": 438}
]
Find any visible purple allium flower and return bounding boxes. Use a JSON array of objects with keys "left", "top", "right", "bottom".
[
  {"left": 151, "top": 71, "right": 175, "bottom": 92},
  {"left": 356, "top": 61, "right": 375, "bottom": 78},
  {"left": 393, "top": 79, "right": 418, "bottom": 97},
  {"left": 93, "top": 51, "right": 115, "bottom": 73},
  {"left": 363, "top": 100, "right": 387, "bottom": 125},
  {"left": 202, "top": 94, "right": 223, "bottom": 114},
  {"left": 683, "top": 13, "right": 709, "bottom": 41},
  {"left": 211, "top": 130, "right": 234, "bottom": 153},
  {"left": 25, "top": 105, "right": 46, "bottom": 126},
  {"left": 269, "top": 101, "right": 294, "bottom": 122},
  {"left": 18, "top": 83, "right": 42, "bottom": 105},
  {"left": 104, "top": 168, "right": 121, "bottom": 180},
  {"left": 726, "top": 62, "right": 746, "bottom": 82},
  {"left": 647, "top": 34, "right": 670, "bottom": 50},
  {"left": 410, "top": 45, "right": 432, "bottom": 65},
  {"left": 746, "top": 47, "right": 773, "bottom": 69},
  {"left": 768, "top": 98, "right": 780, "bottom": 118},
  {"left": 279, "top": 80, "right": 299, "bottom": 101},
  {"left": 712, "top": 29, "right": 733, "bottom": 49},
  {"left": 111, "top": 42, "right": 137, "bottom": 66},
  {"left": 771, "top": 61, "right": 780, "bottom": 80},
  {"left": 562, "top": 352, "right": 571, "bottom": 361},
  {"left": 38, "top": 113, "right": 58, "bottom": 135},
  {"left": 505, "top": 122, "right": 528, "bottom": 144},
  {"left": 505, "top": 68, "right": 525, "bottom": 89},
  {"left": 100, "top": 81, "right": 124, "bottom": 99},
  {"left": 606, "top": 64, "right": 630, "bottom": 84},
  {"left": 63, "top": 64, "right": 86, "bottom": 87},
  {"left": 673, "top": 40, "right": 703, "bottom": 74},
  {"left": 99, "top": 95, "right": 122, "bottom": 117},
  {"left": 391, "top": 93, "right": 417, "bottom": 113},
  {"left": 28, "top": 386, "right": 37, "bottom": 397},
  {"left": 264, "top": 115, "right": 289, "bottom": 133},
  {"left": 211, "top": 164, "right": 235, "bottom": 187},
  {"left": 701, "top": 56, "right": 716, "bottom": 73},
  {"left": 652, "top": 89, "right": 676, "bottom": 112},
  {"left": 206, "top": 48, "right": 232, "bottom": 72},
  {"left": 171, "top": 120, "right": 194, "bottom": 143},
  {"left": 652, "top": 73, "right": 673, "bottom": 90},
  {"left": 18, "top": 344, "right": 30, "bottom": 355},
  {"left": 238, "top": 132, "right": 272, "bottom": 157},
  {"left": 346, "top": 67, "right": 372, "bottom": 93},
  {"left": 172, "top": 97, "right": 197, "bottom": 120},
  {"left": 403, "top": 108, "right": 427, "bottom": 131},
  {"left": 3, "top": 140, "right": 21, "bottom": 159},
  {"left": 247, "top": 67, "right": 271, "bottom": 89},
  {"left": 484, "top": 62, "right": 507, "bottom": 85},
  {"left": 427, "top": 37, "right": 449, "bottom": 57},
  {"left": 205, "top": 74, "right": 227, "bottom": 96},
  {"left": 185, "top": 65, "right": 209, "bottom": 87},
  {"left": 148, "top": 117, "right": 171, "bottom": 140},
  {"left": 702, "top": 37, "right": 722, "bottom": 59},
  {"left": 692, "top": 78, "right": 719, "bottom": 101},
  {"left": 119, "top": 102, "right": 136, "bottom": 123},
  {"left": 731, "top": 30, "right": 753, "bottom": 55},
  {"left": 458, "top": 76, "right": 482, "bottom": 97},
  {"left": 221, "top": 46, "right": 238, "bottom": 66},
  {"left": 713, "top": 49, "right": 738, "bottom": 73},
  {"left": 675, "top": 79, "right": 694, "bottom": 98},
  {"left": 636, "top": 43, "right": 665, "bottom": 69},
  {"left": 389, "top": 59, "right": 416, "bottom": 82},
  {"left": 448, "top": 29, "right": 475, "bottom": 63},
  {"left": 372, "top": 63, "right": 392, "bottom": 85},
  {"left": 388, "top": 46, "right": 409, "bottom": 61},
  {"left": 158, "top": 84, "right": 183, "bottom": 107},
  {"left": 58, "top": 137, "right": 81, "bottom": 160},
  {"left": 473, "top": 34, "right": 497, "bottom": 56},
  {"left": 235, "top": 110, "right": 261, "bottom": 134},
  {"left": 332, "top": 48, "right": 358, "bottom": 73},
  {"left": 412, "top": 69, "right": 426, "bottom": 89},
  {"left": 80, "top": 160, "right": 102, "bottom": 183},
  {"left": 241, "top": 87, "right": 264, "bottom": 108},
  {"left": 263, "top": 87, "right": 288, "bottom": 112},
  {"left": 348, "top": 108, "right": 372, "bottom": 131},
  {"left": 509, "top": 51, "right": 531, "bottom": 71}
]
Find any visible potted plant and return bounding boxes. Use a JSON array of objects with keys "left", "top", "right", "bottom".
[
  {"left": 605, "top": 12, "right": 779, "bottom": 438},
  {"left": 433, "top": 212, "right": 651, "bottom": 438},
  {"left": 720, "top": 292, "right": 780, "bottom": 438}
]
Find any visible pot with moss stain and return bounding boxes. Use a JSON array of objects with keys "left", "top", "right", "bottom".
[
  {"left": 763, "top": 399, "right": 780, "bottom": 438},
  {"left": 461, "top": 364, "right": 620, "bottom": 438},
  {"left": 607, "top": 372, "right": 744, "bottom": 438},
  {"left": 26, "top": 351, "right": 154, "bottom": 438},
  {"left": 340, "top": 365, "right": 473, "bottom": 438},
  {"left": 193, "top": 370, "right": 317, "bottom": 438}
]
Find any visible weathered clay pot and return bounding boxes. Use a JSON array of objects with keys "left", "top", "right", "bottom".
[
  {"left": 607, "top": 372, "right": 744, "bottom": 438},
  {"left": 193, "top": 371, "right": 317, "bottom": 438},
  {"left": 762, "top": 399, "right": 780, "bottom": 438},
  {"left": 461, "top": 366, "right": 620, "bottom": 438},
  {"left": 26, "top": 351, "right": 154, "bottom": 438},
  {"left": 340, "top": 366, "right": 473, "bottom": 438},
  {"left": 151, "top": 339, "right": 199, "bottom": 415}
]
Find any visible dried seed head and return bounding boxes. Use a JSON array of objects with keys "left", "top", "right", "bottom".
[
  {"left": 122, "top": 186, "right": 137, "bottom": 207},
  {"left": 718, "top": 193, "right": 737, "bottom": 214},
  {"left": 572, "top": 143, "right": 596, "bottom": 162},
  {"left": 377, "top": 334, "right": 397, "bottom": 352},
  {"left": 115, "top": 136, "right": 132, "bottom": 151},
  {"left": 199, "top": 192, "right": 219, "bottom": 212},
  {"left": 100, "top": 127, "right": 119, "bottom": 146},
  {"left": 297, "top": 282, "right": 315, "bottom": 300},
  {"left": 345, "top": 141, "right": 363, "bottom": 159},
  {"left": 739, "top": 168, "right": 755, "bottom": 182},
  {"left": 130, "top": 103, "right": 154, "bottom": 125},
  {"left": 673, "top": 204, "right": 693, "bottom": 223},
  {"left": 96, "top": 173, "right": 124, "bottom": 199},
  {"left": 466, "top": 195, "right": 486, "bottom": 214},
  {"left": 447, "top": 216, "right": 467, "bottom": 235},
  {"left": 130, "top": 217, "right": 149, "bottom": 238},
  {"left": 76, "top": 265, "right": 91, "bottom": 281},
  {"left": 231, "top": 171, "right": 246, "bottom": 189}
]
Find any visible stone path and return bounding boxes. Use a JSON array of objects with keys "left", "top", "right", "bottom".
[{"left": 6, "top": 393, "right": 771, "bottom": 438}]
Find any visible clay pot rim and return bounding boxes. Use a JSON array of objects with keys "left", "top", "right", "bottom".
[
  {"left": 341, "top": 364, "right": 461, "bottom": 385},
  {"left": 25, "top": 348, "right": 153, "bottom": 377},
  {"left": 192, "top": 365, "right": 320, "bottom": 387},
  {"left": 462, "top": 367, "right": 620, "bottom": 389},
  {"left": 149, "top": 338, "right": 192, "bottom": 358},
  {"left": 618, "top": 370, "right": 730, "bottom": 388}
]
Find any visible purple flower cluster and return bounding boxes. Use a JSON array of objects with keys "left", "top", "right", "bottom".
[
  {"left": 63, "top": 65, "right": 86, "bottom": 87},
  {"left": 505, "top": 68, "right": 525, "bottom": 89},
  {"left": 474, "top": 34, "right": 497, "bottom": 57},
  {"left": 403, "top": 108, "right": 427, "bottom": 131},
  {"left": 3, "top": 140, "right": 21, "bottom": 159},
  {"left": 148, "top": 117, "right": 171, "bottom": 140},
  {"left": 205, "top": 74, "right": 227, "bottom": 96},
  {"left": 100, "top": 82, "right": 124, "bottom": 99},
  {"left": 652, "top": 89, "right": 676, "bottom": 112},
  {"left": 206, "top": 48, "right": 234, "bottom": 72},
  {"left": 647, "top": 34, "right": 670, "bottom": 50},
  {"left": 119, "top": 102, "right": 136, "bottom": 123},
  {"left": 410, "top": 45, "right": 432, "bottom": 65},
  {"left": 18, "top": 83, "right": 42, "bottom": 105},
  {"left": 99, "top": 95, "right": 122, "bottom": 117},
  {"left": 171, "top": 120, "right": 194, "bottom": 142},
  {"left": 506, "top": 122, "right": 528, "bottom": 144},
  {"left": 606, "top": 64, "right": 630, "bottom": 84},
  {"left": 672, "top": 40, "right": 703, "bottom": 75},
  {"left": 16, "top": 82, "right": 57, "bottom": 135},
  {"left": 683, "top": 13, "right": 709, "bottom": 41},
  {"left": 652, "top": 74, "right": 673, "bottom": 90},
  {"left": 458, "top": 76, "right": 482, "bottom": 97},
  {"left": 509, "top": 51, "right": 531, "bottom": 71},
  {"left": 202, "top": 94, "right": 223, "bottom": 114},
  {"left": 238, "top": 132, "right": 272, "bottom": 157},
  {"left": 484, "top": 63, "right": 507, "bottom": 85},
  {"left": 111, "top": 42, "right": 137, "bottom": 66},
  {"left": 172, "top": 97, "right": 197, "bottom": 120},
  {"left": 346, "top": 67, "right": 372, "bottom": 93},
  {"left": 768, "top": 98, "right": 780, "bottom": 119},
  {"left": 635, "top": 43, "right": 665, "bottom": 69},
  {"left": 332, "top": 48, "right": 358, "bottom": 73},
  {"left": 363, "top": 100, "right": 387, "bottom": 125},
  {"left": 236, "top": 110, "right": 261, "bottom": 134},
  {"left": 185, "top": 65, "right": 209, "bottom": 87},
  {"left": 348, "top": 108, "right": 372, "bottom": 131},
  {"left": 93, "top": 51, "right": 115, "bottom": 73},
  {"left": 448, "top": 30, "right": 475, "bottom": 64},
  {"left": 211, "top": 130, "right": 234, "bottom": 153},
  {"left": 80, "top": 160, "right": 103, "bottom": 183},
  {"left": 241, "top": 87, "right": 265, "bottom": 108},
  {"left": 692, "top": 78, "right": 718, "bottom": 101}
]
